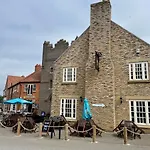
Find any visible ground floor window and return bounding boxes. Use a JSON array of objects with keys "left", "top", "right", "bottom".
[
  {"left": 129, "top": 100, "right": 150, "bottom": 125},
  {"left": 10, "top": 104, "right": 16, "bottom": 112},
  {"left": 60, "top": 99, "right": 77, "bottom": 119}
]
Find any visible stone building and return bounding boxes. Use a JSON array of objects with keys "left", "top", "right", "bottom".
[
  {"left": 39, "top": 40, "right": 69, "bottom": 114},
  {"left": 46, "top": 0, "right": 150, "bottom": 131}
]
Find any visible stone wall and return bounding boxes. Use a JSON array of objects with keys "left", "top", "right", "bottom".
[
  {"left": 39, "top": 40, "right": 69, "bottom": 113},
  {"left": 46, "top": 0, "right": 150, "bottom": 131},
  {"left": 111, "top": 22, "right": 150, "bottom": 126},
  {"left": 51, "top": 28, "right": 89, "bottom": 120},
  {"left": 85, "top": 1, "right": 115, "bottom": 130}
]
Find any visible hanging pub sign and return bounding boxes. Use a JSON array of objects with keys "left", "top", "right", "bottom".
[{"left": 95, "top": 51, "right": 102, "bottom": 71}]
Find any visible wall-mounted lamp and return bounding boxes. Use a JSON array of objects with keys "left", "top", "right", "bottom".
[
  {"left": 136, "top": 48, "right": 140, "bottom": 55},
  {"left": 80, "top": 96, "right": 83, "bottom": 102},
  {"left": 120, "top": 97, "right": 123, "bottom": 104}
]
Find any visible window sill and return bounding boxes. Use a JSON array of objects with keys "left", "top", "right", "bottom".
[
  {"left": 66, "top": 119, "right": 77, "bottom": 122},
  {"left": 62, "top": 82, "right": 77, "bottom": 85},
  {"left": 137, "top": 125, "right": 150, "bottom": 129},
  {"left": 128, "top": 80, "right": 150, "bottom": 84}
]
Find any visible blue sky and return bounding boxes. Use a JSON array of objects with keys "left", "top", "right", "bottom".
[{"left": 0, "top": 0, "right": 150, "bottom": 95}]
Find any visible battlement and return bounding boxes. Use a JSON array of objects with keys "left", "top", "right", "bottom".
[{"left": 43, "top": 39, "right": 69, "bottom": 50}]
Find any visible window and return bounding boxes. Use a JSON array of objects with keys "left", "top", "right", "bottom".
[
  {"left": 12, "top": 104, "right": 16, "bottom": 111},
  {"left": 32, "top": 84, "right": 36, "bottom": 91},
  {"left": 24, "top": 85, "right": 28, "bottom": 92},
  {"left": 60, "top": 99, "right": 77, "bottom": 119},
  {"left": 129, "top": 62, "right": 148, "bottom": 80},
  {"left": 129, "top": 100, "right": 150, "bottom": 125},
  {"left": 13, "top": 86, "right": 18, "bottom": 93},
  {"left": 10, "top": 104, "right": 16, "bottom": 112},
  {"left": 24, "top": 84, "right": 36, "bottom": 95},
  {"left": 63, "top": 68, "right": 77, "bottom": 82}
]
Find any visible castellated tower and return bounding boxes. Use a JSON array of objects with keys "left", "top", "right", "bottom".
[{"left": 39, "top": 40, "right": 69, "bottom": 114}]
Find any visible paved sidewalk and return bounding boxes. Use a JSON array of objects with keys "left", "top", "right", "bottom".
[{"left": 0, "top": 127, "right": 150, "bottom": 150}]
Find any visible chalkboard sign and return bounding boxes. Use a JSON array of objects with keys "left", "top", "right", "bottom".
[{"left": 42, "top": 120, "right": 50, "bottom": 133}]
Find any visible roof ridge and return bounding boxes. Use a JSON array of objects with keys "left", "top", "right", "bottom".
[{"left": 7, "top": 75, "right": 24, "bottom": 77}]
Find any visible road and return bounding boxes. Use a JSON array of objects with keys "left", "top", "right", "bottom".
[{"left": 0, "top": 127, "right": 150, "bottom": 150}]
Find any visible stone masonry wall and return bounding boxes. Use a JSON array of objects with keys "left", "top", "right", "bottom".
[
  {"left": 51, "top": 28, "right": 89, "bottom": 120},
  {"left": 39, "top": 40, "right": 68, "bottom": 113},
  {"left": 111, "top": 22, "right": 150, "bottom": 126},
  {"left": 85, "top": 1, "right": 115, "bottom": 131}
]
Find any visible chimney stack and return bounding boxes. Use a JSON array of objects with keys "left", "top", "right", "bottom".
[{"left": 35, "top": 64, "right": 41, "bottom": 72}]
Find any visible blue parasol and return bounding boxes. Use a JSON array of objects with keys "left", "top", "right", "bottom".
[
  {"left": 3, "top": 98, "right": 33, "bottom": 104},
  {"left": 82, "top": 98, "right": 92, "bottom": 120}
]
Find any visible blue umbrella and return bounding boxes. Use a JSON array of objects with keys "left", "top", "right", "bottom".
[
  {"left": 82, "top": 98, "right": 92, "bottom": 120},
  {"left": 4, "top": 98, "right": 33, "bottom": 104}
]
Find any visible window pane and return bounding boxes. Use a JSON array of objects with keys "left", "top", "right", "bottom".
[
  {"left": 61, "top": 99, "right": 76, "bottom": 119},
  {"left": 73, "top": 68, "right": 76, "bottom": 81},
  {"left": 24, "top": 84, "right": 28, "bottom": 92},
  {"left": 148, "top": 102, "right": 150, "bottom": 123},
  {"left": 130, "top": 101, "right": 135, "bottom": 122},
  {"left": 144, "top": 63, "right": 148, "bottom": 79},
  {"left": 63, "top": 68, "right": 76, "bottom": 82},
  {"left": 61, "top": 99, "right": 64, "bottom": 115},
  {"left": 130, "top": 64, "right": 133, "bottom": 79},
  {"left": 131, "top": 112, "right": 134, "bottom": 122},
  {"left": 63, "top": 69, "right": 66, "bottom": 81},
  {"left": 33, "top": 84, "right": 36, "bottom": 91},
  {"left": 129, "top": 62, "right": 148, "bottom": 80},
  {"left": 136, "top": 101, "right": 146, "bottom": 123},
  {"left": 135, "top": 64, "right": 142, "bottom": 79}
]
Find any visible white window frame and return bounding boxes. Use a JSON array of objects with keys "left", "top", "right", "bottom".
[
  {"left": 13, "top": 85, "right": 18, "bottom": 93},
  {"left": 10, "top": 104, "right": 16, "bottom": 112},
  {"left": 24, "top": 84, "right": 36, "bottom": 95},
  {"left": 129, "top": 62, "right": 149, "bottom": 80},
  {"left": 24, "top": 84, "right": 28, "bottom": 92},
  {"left": 63, "top": 68, "right": 77, "bottom": 82},
  {"left": 60, "top": 98, "right": 77, "bottom": 120},
  {"left": 129, "top": 100, "right": 150, "bottom": 125}
]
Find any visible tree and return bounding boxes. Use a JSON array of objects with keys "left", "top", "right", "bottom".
[{"left": 0, "top": 95, "right": 3, "bottom": 103}]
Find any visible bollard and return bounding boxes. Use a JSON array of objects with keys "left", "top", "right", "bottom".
[
  {"left": 58, "top": 127, "right": 61, "bottom": 139},
  {"left": 65, "top": 124, "right": 68, "bottom": 141},
  {"left": 124, "top": 127, "right": 127, "bottom": 145},
  {"left": 92, "top": 125, "right": 96, "bottom": 143},
  {"left": 17, "top": 119, "right": 21, "bottom": 136},
  {"left": 39, "top": 123, "right": 43, "bottom": 138}
]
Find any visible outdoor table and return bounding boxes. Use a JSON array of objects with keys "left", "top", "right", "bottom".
[{"left": 113, "top": 120, "right": 144, "bottom": 139}]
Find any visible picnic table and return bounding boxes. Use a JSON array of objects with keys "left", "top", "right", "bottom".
[
  {"left": 70, "top": 119, "right": 103, "bottom": 137},
  {"left": 113, "top": 120, "right": 144, "bottom": 139}
]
